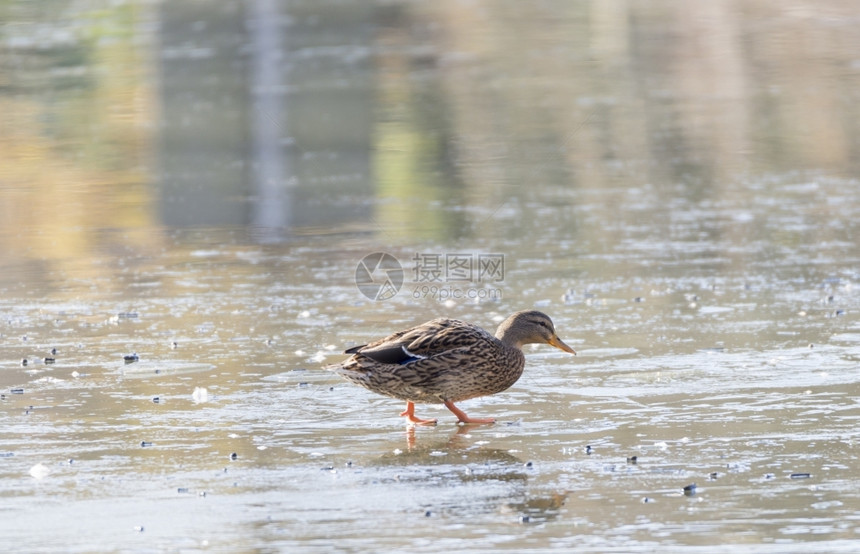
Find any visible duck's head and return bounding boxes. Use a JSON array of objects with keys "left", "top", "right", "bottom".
[{"left": 495, "top": 310, "right": 576, "bottom": 354}]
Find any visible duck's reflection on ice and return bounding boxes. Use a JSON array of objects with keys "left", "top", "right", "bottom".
[{"left": 365, "top": 426, "right": 567, "bottom": 523}]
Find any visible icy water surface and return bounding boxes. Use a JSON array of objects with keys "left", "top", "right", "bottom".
[{"left": 2, "top": 0, "right": 860, "bottom": 552}]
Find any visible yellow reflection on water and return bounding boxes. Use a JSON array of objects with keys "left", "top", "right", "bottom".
[{"left": 0, "top": 2, "right": 157, "bottom": 281}]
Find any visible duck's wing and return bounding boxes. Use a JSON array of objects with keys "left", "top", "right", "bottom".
[{"left": 346, "top": 318, "right": 493, "bottom": 365}]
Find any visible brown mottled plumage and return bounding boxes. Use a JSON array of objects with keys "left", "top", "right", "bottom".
[{"left": 328, "top": 310, "right": 576, "bottom": 425}]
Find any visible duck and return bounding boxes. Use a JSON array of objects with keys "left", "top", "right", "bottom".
[{"left": 329, "top": 310, "right": 576, "bottom": 425}]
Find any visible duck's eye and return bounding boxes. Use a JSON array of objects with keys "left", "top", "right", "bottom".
[{"left": 530, "top": 319, "right": 553, "bottom": 332}]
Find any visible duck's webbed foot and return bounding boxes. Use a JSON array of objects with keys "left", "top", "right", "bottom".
[
  {"left": 444, "top": 400, "right": 495, "bottom": 425},
  {"left": 400, "top": 401, "right": 437, "bottom": 426}
]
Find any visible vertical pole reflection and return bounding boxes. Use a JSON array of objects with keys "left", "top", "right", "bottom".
[{"left": 250, "top": 0, "right": 290, "bottom": 242}]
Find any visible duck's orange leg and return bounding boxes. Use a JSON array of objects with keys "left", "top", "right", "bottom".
[
  {"left": 400, "top": 402, "right": 437, "bottom": 426},
  {"left": 444, "top": 400, "right": 495, "bottom": 425}
]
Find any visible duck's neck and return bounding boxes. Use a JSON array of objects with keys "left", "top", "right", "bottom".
[{"left": 495, "top": 320, "right": 526, "bottom": 350}]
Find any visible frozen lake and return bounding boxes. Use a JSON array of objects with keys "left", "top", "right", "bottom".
[{"left": 1, "top": 0, "right": 859, "bottom": 551}]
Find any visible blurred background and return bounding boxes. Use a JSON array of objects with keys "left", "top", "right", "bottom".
[{"left": 1, "top": 0, "right": 858, "bottom": 262}]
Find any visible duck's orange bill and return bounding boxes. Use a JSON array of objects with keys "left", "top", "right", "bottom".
[{"left": 549, "top": 335, "right": 576, "bottom": 355}]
